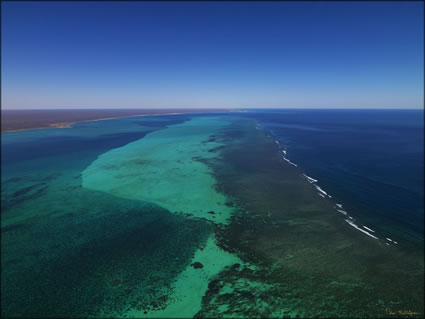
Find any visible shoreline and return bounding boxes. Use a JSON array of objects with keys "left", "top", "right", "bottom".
[{"left": 1, "top": 110, "right": 242, "bottom": 134}]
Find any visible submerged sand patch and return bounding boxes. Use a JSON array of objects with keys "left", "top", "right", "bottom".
[
  {"left": 127, "top": 234, "right": 241, "bottom": 318},
  {"left": 82, "top": 117, "right": 235, "bottom": 224}
]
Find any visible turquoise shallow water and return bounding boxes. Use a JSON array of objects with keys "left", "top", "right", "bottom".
[
  {"left": 82, "top": 116, "right": 235, "bottom": 224},
  {"left": 1, "top": 115, "right": 221, "bottom": 317}
]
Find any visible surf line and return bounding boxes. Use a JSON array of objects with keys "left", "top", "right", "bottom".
[
  {"left": 345, "top": 219, "right": 379, "bottom": 240},
  {"left": 271, "top": 137, "right": 382, "bottom": 242},
  {"left": 386, "top": 237, "right": 398, "bottom": 245},
  {"left": 274, "top": 137, "right": 334, "bottom": 201},
  {"left": 299, "top": 167, "right": 381, "bottom": 241},
  {"left": 276, "top": 142, "right": 298, "bottom": 167}
]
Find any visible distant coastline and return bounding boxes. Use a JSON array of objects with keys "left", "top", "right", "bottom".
[
  {"left": 2, "top": 112, "right": 184, "bottom": 133},
  {"left": 1, "top": 109, "right": 240, "bottom": 133}
]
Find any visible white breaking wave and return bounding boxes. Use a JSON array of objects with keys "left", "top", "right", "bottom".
[
  {"left": 345, "top": 219, "right": 378, "bottom": 240},
  {"left": 337, "top": 209, "right": 348, "bottom": 215},
  {"left": 314, "top": 185, "right": 327, "bottom": 196},
  {"left": 386, "top": 238, "right": 393, "bottom": 242},
  {"left": 271, "top": 135, "right": 385, "bottom": 245},
  {"left": 282, "top": 156, "right": 298, "bottom": 167},
  {"left": 362, "top": 226, "right": 375, "bottom": 233},
  {"left": 302, "top": 173, "right": 318, "bottom": 183}
]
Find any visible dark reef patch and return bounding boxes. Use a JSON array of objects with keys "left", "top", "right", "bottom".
[
  {"left": 191, "top": 262, "right": 204, "bottom": 269},
  {"left": 1, "top": 190, "right": 212, "bottom": 317},
  {"left": 1, "top": 223, "right": 25, "bottom": 233}
]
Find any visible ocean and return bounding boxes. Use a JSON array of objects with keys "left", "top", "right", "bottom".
[
  {"left": 1, "top": 109, "right": 424, "bottom": 317},
  {"left": 245, "top": 109, "right": 424, "bottom": 248}
]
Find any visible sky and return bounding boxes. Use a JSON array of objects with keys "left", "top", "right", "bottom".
[{"left": 1, "top": 1, "right": 424, "bottom": 109}]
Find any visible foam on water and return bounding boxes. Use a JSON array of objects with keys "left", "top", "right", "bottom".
[
  {"left": 303, "top": 174, "right": 318, "bottom": 184},
  {"left": 337, "top": 209, "right": 348, "bottom": 216},
  {"left": 273, "top": 139, "right": 298, "bottom": 168},
  {"left": 362, "top": 226, "right": 375, "bottom": 233},
  {"left": 314, "top": 185, "right": 328, "bottom": 196},
  {"left": 345, "top": 219, "right": 379, "bottom": 240},
  {"left": 282, "top": 156, "right": 298, "bottom": 167}
]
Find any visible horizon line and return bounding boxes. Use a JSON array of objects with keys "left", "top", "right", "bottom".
[{"left": 1, "top": 107, "right": 424, "bottom": 111}]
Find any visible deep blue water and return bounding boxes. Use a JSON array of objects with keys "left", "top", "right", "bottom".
[{"left": 245, "top": 109, "right": 424, "bottom": 247}]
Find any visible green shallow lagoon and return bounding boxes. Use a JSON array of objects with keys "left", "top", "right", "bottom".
[
  {"left": 1, "top": 114, "right": 424, "bottom": 318},
  {"left": 82, "top": 117, "right": 235, "bottom": 224}
]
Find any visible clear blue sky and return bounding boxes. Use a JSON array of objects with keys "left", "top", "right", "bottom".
[{"left": 1, "top": 1, "right": 424, "bottom": 109}]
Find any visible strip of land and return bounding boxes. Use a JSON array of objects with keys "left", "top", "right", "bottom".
[{"left": 1, "top": 108, "right": 239, "bottom": 133}]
